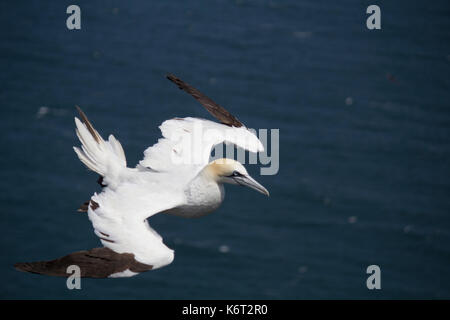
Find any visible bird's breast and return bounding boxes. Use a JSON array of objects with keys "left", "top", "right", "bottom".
[{"left": 166, "top": 180, "right": 225, "bottom": 218}]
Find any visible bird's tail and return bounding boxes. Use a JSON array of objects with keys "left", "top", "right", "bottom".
[
  {"left": 14, "top": 247, "right": 153, "bottom": 278},
  {"left": 73, "top": 106, "right": 127, "bottom": 180}
]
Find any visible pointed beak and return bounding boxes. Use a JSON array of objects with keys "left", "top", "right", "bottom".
[{"left": 235, "top": 175, "right": 270, "bottom": 197}]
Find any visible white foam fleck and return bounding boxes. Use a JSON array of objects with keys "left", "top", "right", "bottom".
[
  {"left": 403, "top": 225, "right": 413, "bottom": 234},
  {"left": 36, "top": 106, "right": 49, "bottom": 119},
  {"left": 348, "top": 216, "right": 357, "bottom": 224},
  {"left": 298, "top": 266, "right": 308, "bottom": 273},
  {"left": 219, "top": 245, "right": 230, "bottom": 253},
  {"left": 293, "top": 31, "right": 312, "bottom": 39}
]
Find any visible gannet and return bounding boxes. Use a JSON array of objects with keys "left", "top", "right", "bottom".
[{"left": 15, "top": 74, "right": 269, "bottom": 278}]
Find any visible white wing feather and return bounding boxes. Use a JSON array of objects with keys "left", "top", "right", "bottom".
[
  {"left": 88, "top": 178, "right": 183, "bottom": 269},
  {"left": 139, "top": 117, "right": 264, "bottom": 174},
  {"left": 73, "top": 117, "right": 128, "bottom": 187}
]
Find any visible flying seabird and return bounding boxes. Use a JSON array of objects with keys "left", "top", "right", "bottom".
[{"left": 15, "top": 74, "right": 269, "bottom": 278}]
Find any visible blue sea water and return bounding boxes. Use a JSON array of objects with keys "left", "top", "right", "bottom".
[{"left": 1, "top": 0, "right": 450, "bottom": 299}]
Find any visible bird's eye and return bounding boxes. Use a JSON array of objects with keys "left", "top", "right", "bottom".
[{"left": 229, "top": 171, "right": 241, "bottom": 177}]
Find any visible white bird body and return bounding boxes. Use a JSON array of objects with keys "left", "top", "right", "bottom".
[
  {"left": 15, "top": 75, "right": 269, "bottom": 278},
  {"left": 81, "top": 116, "right": 262, "bottom": 270},
  {"left": 167, "top": 166, "right": 226, "bottom": 218}
]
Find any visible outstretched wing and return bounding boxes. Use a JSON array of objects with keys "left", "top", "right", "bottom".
[
  {"left": 140, "top": 75, "right": 264, "bottom": 173},
  {"left": 139, "top": 117, "right": 263, "bottom": 173},
  {"left": 15, "top": 183, "right": 183, "bottom": 278},
  {"left": 87, "top": 181, "right": 183, "bottom": 271}
]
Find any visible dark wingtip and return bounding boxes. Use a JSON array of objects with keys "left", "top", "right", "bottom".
[
  {"left": 166, "top": 74, "right": 184, "bottom": 90},
  {"left": 74, "top": 105, "right": 101, "bottom": 143},
  {"left": 13, "top": 248, "right": 153, "bottom": 278},
  {"left": 75, "top": 105, "right": 88, "bottom": 123},
  {"left": 14, "top": 262, "right": 35, "bottom": 273},
  {"left": 75, "top": 105, "right": 87, "bottom": 121},
  {"left": 165, "top": 74, "right": 244, "bottom": 127}
]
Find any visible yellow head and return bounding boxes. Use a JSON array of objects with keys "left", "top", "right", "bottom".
[{"left": 205, "top": 158, "right": 269, "bottom": 196}]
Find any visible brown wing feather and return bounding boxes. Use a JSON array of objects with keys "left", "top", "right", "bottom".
[
  {"left": 75, "top": 105, "right": 101, "bottom": 143},
  {"left": 75, "top": 107, "right": 107, "bottom": 212},
  {"left": 14, "top": 247, "right": 152, "bottom": 278},
  {"left": 166, "top": 74, "right": 244, "bottom": 127}
]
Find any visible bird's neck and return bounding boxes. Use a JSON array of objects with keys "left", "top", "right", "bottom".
[
  {"left": 165, "top": 165, "right": 225, "bottom": 218},
  {"left": 190, "top": 165, "right": 223, "bottom": 196},
  {"left": 178, "top": 167, "right": 224, "bottom": 216},
  {"left": 198, "top": 162, "right": 221, "bottom": 183}
]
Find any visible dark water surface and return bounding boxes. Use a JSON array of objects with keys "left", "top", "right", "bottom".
[{"left": 1, "top": 1, "right": 450, "bottom": 299}]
